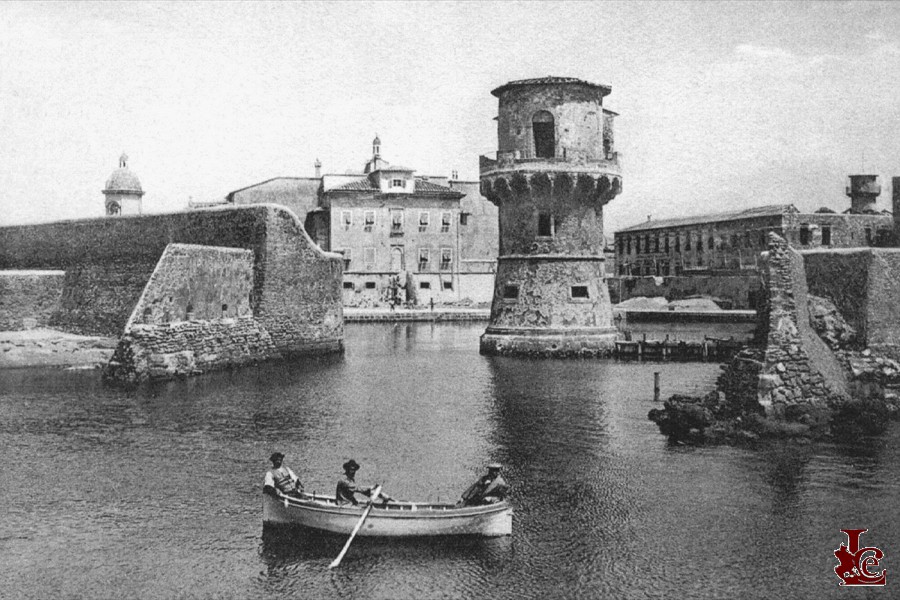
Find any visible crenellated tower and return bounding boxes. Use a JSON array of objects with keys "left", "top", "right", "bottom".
[{"left": 479, "top": 77, "right": 622, "bottom": 356}]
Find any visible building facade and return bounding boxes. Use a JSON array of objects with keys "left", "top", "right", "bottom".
[
  {"left": 614, "top": 179, "right": 894, "bottom": 278},
  {"left": 479, "top": 76, "right": 623, "bottom": 356},
  {"left": 103, "top": 153, "right": 144, "bottom": 216}
]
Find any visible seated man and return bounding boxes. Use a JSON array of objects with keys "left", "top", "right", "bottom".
[
  {"left": 459, "top": 463, "right": 509, "bottom": 506},
  {"left": 263, "top": 452, "right": 304, "bottom": 498},
  {"left": 335, "top": 459, "right": 393, "bottom": 506}
]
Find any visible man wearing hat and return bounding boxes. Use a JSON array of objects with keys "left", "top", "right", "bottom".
[
  {"left": 459, "top": 463, "right": 509, "bottom": 506},
  {"left": 335, "top": 459, "right": 394, "bottom": 506},
  {"left": 263, "top": 452, "right": 304, "bottom": 498}
]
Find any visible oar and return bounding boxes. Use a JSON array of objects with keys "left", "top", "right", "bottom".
[{"left": 328, "top": 484, "right": 382, "bottom": 569}]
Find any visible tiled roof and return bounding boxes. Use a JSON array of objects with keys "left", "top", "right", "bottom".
[
  {"left": 492, "top": 76, "right": 611, "bottom": 97},
  {"left": 329, "top": 177, "right": 461, "bottom": 196},
  {"left": 617, "top": 204, "right": 798, "bottom": 233},
  {"left": 226, "top": 177, "right": 320, "bottom": 197}
]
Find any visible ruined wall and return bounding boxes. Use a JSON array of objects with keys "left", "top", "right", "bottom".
[
  {"left": 0, "top": 270, "right": 65, "bottom": 330},
  {"left": 757, "top": 235, "right": 848, "bottom": 413},
  {"left": 803, "top": 248, "right": 900, "bottom": 356},
  {"left": 608, "top": 274, "right": 762, "bottom": 309},
  {"left": 0, "top": 205, "right": 344, "bottom": 375},
  {"left": 105, "top": 244, "right": 280, "bottom": 381}
]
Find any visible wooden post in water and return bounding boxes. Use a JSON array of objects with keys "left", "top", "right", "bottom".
[{"left": 653, "top": 372, "right": 660, "bottom": 402}]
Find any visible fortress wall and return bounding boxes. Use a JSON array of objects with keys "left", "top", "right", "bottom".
[
  {"left": 0, "top": 270, "right": 65, "bottom": 330},
  {"left": 105, "top": 244, "right": 279, "bottom": 382},
  {"left": 0, "top": 205, "right": 344, "bottom": 378},
  {"left": 757, "top": 235, "right": 848, "bottom": 413}
]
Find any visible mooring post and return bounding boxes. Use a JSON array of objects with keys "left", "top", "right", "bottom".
[{"left": 653, "top": 372, "right": 660, "bottom": 402}]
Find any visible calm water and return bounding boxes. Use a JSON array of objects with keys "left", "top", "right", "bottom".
[{"left": 0, "top": 323, "right": 896, "bottom": 599}]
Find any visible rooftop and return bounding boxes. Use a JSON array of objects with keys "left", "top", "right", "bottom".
[
  {"left": 617, "top": 204, "right": 798, "bottom": 233},
  {"left": 491, "top": 76, "right": 611, "bottom": 98}
]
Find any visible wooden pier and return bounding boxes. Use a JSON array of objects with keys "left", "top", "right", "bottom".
[{"left": 613, "top": 335, "right": 744, "bottom": 362}]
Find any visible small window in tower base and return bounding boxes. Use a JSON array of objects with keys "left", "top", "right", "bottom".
[
  {"left": 419, "top": 281, "right": 431, "bottom": 290},
  {"left": 343, "top": 282, "right": 355, "bottom": 290},
  {"left": 365, "top": 281, "right": 376, "bottom": 289},
  {"left": 502, "top": 284, "right": 519, "bottom": 300},
  {"left": 570, "top": 286, "right": 589, "bottom": 299}
]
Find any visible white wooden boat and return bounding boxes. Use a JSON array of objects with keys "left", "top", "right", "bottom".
[{"left": 263, "top": 492, "right": 512, "bottom": 537}]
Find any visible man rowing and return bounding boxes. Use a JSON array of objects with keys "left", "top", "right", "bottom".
[
  {"left": 459, "top": 463, "right": 509, "bottom": 506},
  {"left": 336, "top": 459, "right": 394, "bottom": 506},
  {"left": 263, "top": 452, "right": 304, "bottom": 498}
]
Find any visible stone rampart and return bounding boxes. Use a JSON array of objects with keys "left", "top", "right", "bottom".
[
  {"left": 757, "top": 235, "right": 848, "bottom": 413},
  {"left": 803, "top": 248, "right": 900, "bottom": 357},
  {"left": 0, "top": 270, "right": 65, "bottom": 330},
  {"left": 0, "top": 205, "right": 344, "bottom": 378},
  {"left": 105, "top": 244, "right": 281, "bottom": 381}
]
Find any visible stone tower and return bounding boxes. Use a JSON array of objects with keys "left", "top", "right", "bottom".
[
  {"left": 103, "top": 153, "right": 144, "bottom": 216},
  {"left": 479, "top": 77, "right": 622, "bottom": 356},
  {"left": 846, "top": 174, "right": 881, "bottom": 214}
]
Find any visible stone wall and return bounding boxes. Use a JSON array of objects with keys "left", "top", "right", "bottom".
[
  {"left": 105, "top": 244, "right": 282, "bottom": 381},
  {"left": 803, "top": 248, "right": 900, "bottom": 357},
  {"left": 757, "top": 235, "right": 848, "bottom": 414},
  {"left": 0, "top": 205, "right": 344, "bottom": 378},
  {"left": 608, "top": 273, "right": 762, "bottom": 309},
  {"left": 0, "top": 270, "right": 65, "bottom": 330}
]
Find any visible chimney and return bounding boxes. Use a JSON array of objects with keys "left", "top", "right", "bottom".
[
  {"left": 314, "top": 158, "right": 322, "bottom": 178},
  {"left": 846, "top": 174, "right": 881, "bottom": 214}
]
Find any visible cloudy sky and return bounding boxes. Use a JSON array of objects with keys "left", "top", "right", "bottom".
[{"left": 2, "top": 1, "right": 899, "bottom": 232}]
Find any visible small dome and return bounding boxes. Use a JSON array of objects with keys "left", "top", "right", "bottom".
[
  {"left": 373, "top": 134, "right": 381, "bottom": 146},
  {"left": 104, "top": 153, "right": 143, "bottom": 194}
]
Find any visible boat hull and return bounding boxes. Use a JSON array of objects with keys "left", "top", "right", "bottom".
[{"left": 263, "top": 494, "right": 512, "bottom": 537}]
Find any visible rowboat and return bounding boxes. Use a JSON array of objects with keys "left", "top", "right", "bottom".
[{"left": 263, "top": 492, "right": 513, "bottom": 537}]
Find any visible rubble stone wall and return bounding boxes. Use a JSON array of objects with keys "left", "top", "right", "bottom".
[
  {"left": 758, "top": 235, "right": 848, "bottom": 413},
  {"left": 0, "top": 270, "right": 65, "bottom": 330}
]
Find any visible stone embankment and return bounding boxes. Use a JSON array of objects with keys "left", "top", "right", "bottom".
[
  {"left": 0, "top": 329, "right": 116, "bottom": 370},
  {"left": 649, "top": 234, "right": 900, "bottom": 443},
  {"left": 344, "top": 307, "right": 489, "bottom": 322}
]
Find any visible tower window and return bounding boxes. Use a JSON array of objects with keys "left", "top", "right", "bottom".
[
  {"left": 570, "top": 286, "right": 589, "bottom": 299},
  {"left": 865, "top": 227, "right": 873, "bottom": 245},
  {"left": 502, "top": 284, "right": 519, "bottom": 300},
  {"left": 821, "top": 225, "right": 831, "bottom": 246},
  {"left": 459, "top": 213, "right": 469, "bottom": 226},
  {"left": 343, "top": 282, "right": 354, "bottom": 290},
  {"left": 532, "top": 110, "right": 555, "bottom": 158},
  {"left": 538, "top": 212, "right": 555, "bottom": 236}
]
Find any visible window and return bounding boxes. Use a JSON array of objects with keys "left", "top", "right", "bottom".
[
  {"left": 341, "top": 210, "right": 352, "bottom": 229},
  {"left": 442, "top": 281, "right": 453, "bottom": 290},
  {"left": 440, "top": 248, "right": 452, "bottom": 271},
  {"left": 664, "top": 235, "right": 670, "bottom": 253},
  {"left": 502, "top": 284, "right": 519, "bottom": 300},
  {"left": 709, "top": 236, "right": 714, "bottom": 250},
  {"left": 538, "top": 212, "right": 554, "bottom": 236},
  {"left": 340, "top": 248, "right": 352, "bottom": 271},
  {"left": 459, "top": 213, "right": 468, "bottom": 226},
  {"left": 419, "top": 211, "right": 430, "bottom": 232},
  {"left": 364, "top": 247, "right": 375, "bottom": 266},
  {"left": 390, "top": 209, "right": 404, "bottom": 235},
  {"left": 343, "top": 282, "right": 354, "bottom": 290},
  {"left": 618, "top": 238, "right": 624, "bottom": 254},
  {"left": 418, "top": 248, "right": 430, "bottom": 271},
  {"left": 654, "top": 236, "right": 660, "bottom": 253},
  {"left": 685, "top": 233, "right": 691, "bottom": 251},
  {"left": 635, "top": 237, "right": 641, "bottom": 254},
  {"left": 799, "top": 224, "right": 810, "bottom": 245},
  {"left": 419, "top": 281, "right": 431, "bottom": 289},
  {"left": 697, "top": 235, "right": 703, "bottom": 251},
  {"left": 441, "top": 212, "right": 452, "bottom": 232},
  {"left": 821, "top": 225, "right": 831, "bottom": 246},
  {"left": 674, "top": 235, "right": 680, "bottom": 253},
  {"left": 364, "top": 211, "right": 375, "bottom": 232},
  {"left": 392, "top": 178, "right": 404, "bottom": 188},
  {"left": 626, "top": 237, "right": 632, "bottom": 254},
  {"left": 865, "top": 227, "right": 873, "bottom": 245},
  {"left": 570, "top": 285, "right": 589, "bottom": 299},
  {"left": 532, "top": 110, "right": 555, "bottom": 158},
  {"left": 759, "top": 231, "right": 767, "bottom": 247},
  {"left": 365, "top": 281, "right": 376, "bottom": 289}
]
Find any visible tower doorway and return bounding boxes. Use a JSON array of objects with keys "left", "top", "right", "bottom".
[{"left": 533, "top": 111, "right": 555, "bottom": 158}]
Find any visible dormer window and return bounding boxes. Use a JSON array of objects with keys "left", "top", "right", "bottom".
[{"left": 392, "top": 179, "right": 404, "bottom": 188}]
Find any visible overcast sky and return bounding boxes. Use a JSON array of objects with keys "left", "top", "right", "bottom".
[{"left": 2, "top": 1, "right": 899, "bottom": 232}]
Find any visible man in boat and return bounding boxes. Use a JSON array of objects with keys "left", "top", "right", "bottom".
[
  {"left": 459, "top": 463, "right": 509, "bottom": 506},
  {"left": 336, "top": 459, "right": 394, "bottom": 506},
  {"left": 263, "top": 452, "right": 304, "bottom": 498}
]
